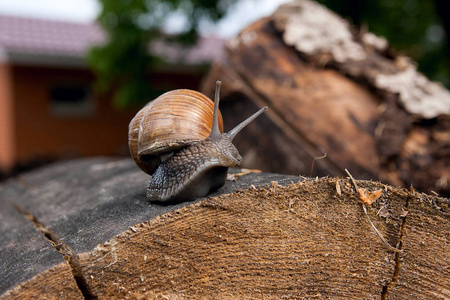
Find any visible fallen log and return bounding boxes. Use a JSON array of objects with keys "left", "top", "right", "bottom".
[
  {"left": 201, "top": 0, "right": 450, "bottom": 197},
  {"left": 0, "top": 158, "right": 448, "bottom": 299}
]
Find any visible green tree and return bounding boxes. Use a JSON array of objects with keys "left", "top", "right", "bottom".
[{"left": 88, "top": 0, "right": 233, "bottom": 108}]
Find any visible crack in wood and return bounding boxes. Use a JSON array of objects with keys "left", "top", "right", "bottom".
[
  {"left": 10, "top": 203, "right": 97, "bottom": 300},
  {"left": 380, "top": 188, "right": 411, "bottom": 299}
]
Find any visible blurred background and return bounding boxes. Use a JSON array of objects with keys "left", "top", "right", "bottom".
[
  {"left": 0, "top": 0, "right": 449, "bottom": 186},
  {"left": 0, "top": 0, "right": 289, "bottom": 179}
]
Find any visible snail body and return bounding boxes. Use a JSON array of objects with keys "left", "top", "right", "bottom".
[{"left": 129, "top": 81, "right": 267, "bottom": 203}]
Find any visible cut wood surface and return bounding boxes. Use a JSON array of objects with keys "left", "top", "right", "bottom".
[
  {"left": 0, "top": 157, "right": 298, "bottom": 297},
  {"left": 201, "top": 0, "right": 450, "bottom": 197},
  {"left": 1, "top": 158, "right": 449, "bottom": 299}
]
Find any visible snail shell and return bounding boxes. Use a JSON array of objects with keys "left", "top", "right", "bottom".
[{"left": 128, "top": 89, "right": 223, "bottom": 175}]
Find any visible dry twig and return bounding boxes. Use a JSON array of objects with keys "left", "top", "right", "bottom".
[
  {"left": 310, "top": 153, "right": 327, "bottom": 177},
  {"left": 345, "top": 169, "right": 403, "bottom": 253},
  {"left": 335, "top": 177, "right": 342, "bottom": 195}
]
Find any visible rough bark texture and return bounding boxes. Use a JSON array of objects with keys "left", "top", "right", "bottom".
[
  {"left": 0, "top": 158, "right": 449, "bottom": 299},
  {"left": 201, "top": 0, "right": 450, "bottom": 197}
]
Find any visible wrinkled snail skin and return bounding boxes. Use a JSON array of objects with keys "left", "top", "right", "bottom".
[
  {"left": 146, "top": 135, "right": 242, "bottom": 202},
  {"left": 129, "top": 80, "right": 267, "bottom": 203}
]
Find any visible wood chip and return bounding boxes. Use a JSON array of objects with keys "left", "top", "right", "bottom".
[
  {"left": 227, "top": 169, "right": 262, "bottom": 181},
  {"left": 336, "top": 177, "right": 342, "bottom": 195},
  {"left": 358, "top": 188, "right": 383, "bottom": 206}
]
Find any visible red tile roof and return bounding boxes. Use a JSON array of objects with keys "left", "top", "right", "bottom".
[
  {"left": 0, "top": 15, "right": 103, "bottom": 58},
  {"left": 0, "top": 14, "right": 225, "bottom": 66}
]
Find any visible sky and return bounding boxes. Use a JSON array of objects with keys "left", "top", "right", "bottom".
[{"left": 0, "top": 0, "right": 290, "bottom": 37}]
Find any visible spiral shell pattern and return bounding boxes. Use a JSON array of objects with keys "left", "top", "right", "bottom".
[{"left": 128, "top": 89, "right": 223, "bottom": 175}]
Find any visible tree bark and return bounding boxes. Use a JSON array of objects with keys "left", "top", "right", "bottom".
[{"left": 201, "top": 0, "right": 450, "bottom": 197}]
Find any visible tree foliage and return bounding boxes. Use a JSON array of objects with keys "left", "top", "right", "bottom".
[{"left": 88, "top": 0, "right": 232, "bottom": 107}]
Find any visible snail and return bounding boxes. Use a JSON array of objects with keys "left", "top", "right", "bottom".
[{"left": 129, "top": 81, "right": 267, "bottom": 203}]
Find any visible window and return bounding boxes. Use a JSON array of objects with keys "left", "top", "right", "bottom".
[{"left": 50, "top": 83, "right": 94, "bottom": 117}]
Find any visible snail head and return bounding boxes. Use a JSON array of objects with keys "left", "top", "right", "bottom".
[{"left": 207, "top": 80, "right": 267, "bottom": 167}]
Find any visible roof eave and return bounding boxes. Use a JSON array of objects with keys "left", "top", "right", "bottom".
[{"left": 0, "top": 49, "right": 87, "bottom": 68}]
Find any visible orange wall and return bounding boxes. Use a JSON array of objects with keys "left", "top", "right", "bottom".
[
  {"left": 9, "top": 65, "right": 203, "bottom": 168},
  {"left": 12, "top": 65, "right": 138, "bottom": 165},
  {"left": 0, "top": 64, "right": 16, "bottom": 171}
]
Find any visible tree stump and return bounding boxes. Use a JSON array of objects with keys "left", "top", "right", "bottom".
[
  {"left": 0, "top": 158, "right": 449, "bottom": 299},
  {"left": 201, "top": 0, "right": 450, "bottom": 197}
]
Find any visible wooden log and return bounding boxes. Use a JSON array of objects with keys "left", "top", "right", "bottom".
[
  {"left": 0, "top": 201, "right": 74, "bottom": 298},
  {"left": 389, "top": 192, "right": 450, "bottom": 298},
  {"left": 2, "top": 264, "right": 83, "bottom": 300},
  {"left": 201, "top": 0, "right": 450, "bottom": 197},
  {"left": 0, "top": 157, "right": 298, "bottom": 298},
  {"left": 0, "top": 158, "right": 448, "bottom": 298},
  {"left": 1, "top": 1, "right": 449, "bottom": 297}
]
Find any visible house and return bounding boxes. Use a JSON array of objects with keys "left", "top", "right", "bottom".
[{"left": 0, "top": 14, "right": 225, "bottom": 175}]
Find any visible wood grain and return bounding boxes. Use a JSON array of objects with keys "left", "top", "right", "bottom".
[
  {"left": 389, "top": 192, "right": 450, "bottom": 299},
  {"left": 2, "top": 172, "right": 448, "bottom": 298},
  {"left": 0, "top": 263, "right": 83, "bottom": 300}
]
